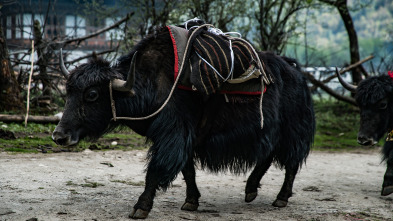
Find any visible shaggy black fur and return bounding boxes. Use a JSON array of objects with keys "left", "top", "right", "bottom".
[
  {"left": 54, "top": 26, "right": 315, "bottom": 218},
  {"left": 351, "top": 75, "right": 393, "bottom": 196}
]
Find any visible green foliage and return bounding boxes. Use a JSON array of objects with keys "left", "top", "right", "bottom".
[
  {"left": 0, "top": 101, "right": 384, "bottom": 152},
  {"left": 0, "top": 122, "right": 148, "bottom": 153},
  {"left": 4, "top": 147, "right": 38, "bottom": 153},
  {"left": 285, "top": 0, "right": 392, "bottom": 68},
  {"left": 1, "top": 122, "right": 56, "bottom": 134}
]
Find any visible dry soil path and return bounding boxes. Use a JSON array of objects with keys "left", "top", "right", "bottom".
[{"left": 0, "top": 150, "right": 392, "bottom": 221}]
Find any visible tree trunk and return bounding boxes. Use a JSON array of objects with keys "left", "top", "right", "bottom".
[
  {"left": 320, "top": 0, "right": 363, "bottom": 85},
  {"left": 0, "top": 24, "right": 23, "bottom": 112},
  {"left": 33, "top": 20, "right": 52, "bottom": 105}
]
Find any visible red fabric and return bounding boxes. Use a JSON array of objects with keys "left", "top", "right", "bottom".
[
  {"left": 388, "top": 71, "right": 393, "bottom": 79},
  {"left": 167, "top": 26, "right": 180, "bottom": 81}
]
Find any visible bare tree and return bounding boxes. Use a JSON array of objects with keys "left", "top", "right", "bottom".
[
  {"left": 124, "top": 0, "right": 179, "bottom": 38},
  {"left": 5, "top": 6, "right": 133, "bottom": 111},
  {"left": 319, "top": 0, "right": 367, "bottom": 85},
  {"left": 183, "top": 0, "right": 249, "bottom": 33},
  {"left": 255, "top": 0, "right": 311, "bottom": 53}
]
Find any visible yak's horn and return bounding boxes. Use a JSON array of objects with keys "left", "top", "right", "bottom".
[
  {"left": 336, "top": 67, "right": 357, "bottom": 92},
  {"left": 112, "top": 51, "right": 137, "bottom": 93},
  {"left": 59, "top": 48, "right": 70, "bottom": 79}
]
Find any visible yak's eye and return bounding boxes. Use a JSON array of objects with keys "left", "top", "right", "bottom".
[
  {"left": 377, "top": 99, "right": 388, "bottom": 110},
  {"left": 84, "top": 88, "right": 99, "bottom": 102}
]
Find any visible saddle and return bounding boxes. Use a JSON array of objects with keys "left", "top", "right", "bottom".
[{"left": 167, "top": 25, "right": 271, "bottom": 96}]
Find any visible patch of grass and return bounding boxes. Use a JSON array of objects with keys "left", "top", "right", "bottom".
[
  {"left": 3, "top": 147, "right": 39, "bottom": 153},
  {"left": 1, "top": 100, "right": 380, "bottom": 152},
  {"left": 1, "top": 121, "right": 56, "bottom": 134},
  {"left": 81, "top": 180, "right": 105, "bottom": 188},
  {"left": 66, "top": 180, "right": 105, "bottom": 188},
  {"left": 313, "top": 99, "right": 382, "bottom": 150},
  {"left": 66, "top": 181, "right": 78, "bottom": 186},
  {"left": 111, "top": 179, "right": 145, "bottom": 186},
  {"left": 69, "top": 189, "right": 79, "bottom": 194},
  {"left": 0, "top": 121, "right": 148, "bottom": 153}
]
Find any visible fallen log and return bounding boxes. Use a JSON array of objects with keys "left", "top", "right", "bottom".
[{"left": 0, "top": 114, "right": 61, "bottom": 123}]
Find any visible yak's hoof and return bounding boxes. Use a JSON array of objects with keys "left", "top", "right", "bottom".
[
  {"left": 129, "top": 208, "right": 149, "bottom": 219},
  {"left": 272, "top": 199, "right": 288, "bottom": 207},
  {"left": 381, "top": 186, "right": 393, "bottom": 196},
  {"left": 181, "top": 202, "right": 199, "bottom": 211},
  {"left": 245, "top": 192, "right": 258, "bottom": 203}
]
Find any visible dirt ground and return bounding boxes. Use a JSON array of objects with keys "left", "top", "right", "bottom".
[{"left": 0, "top": 149, "right": 392, "bottom": 221}]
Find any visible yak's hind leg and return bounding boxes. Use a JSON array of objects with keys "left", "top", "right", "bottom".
[
  {"left": 245, "top": 155, "right": 274, "bottom": 202},
  {"left": 272, "top": 163, "right": 300, "bottom": 207},
  {"left": 181, "top": 157, "right": 201, "bottom": 211},
  {"left": 382, "top": 164, "right": 393, "bottom": 196}
]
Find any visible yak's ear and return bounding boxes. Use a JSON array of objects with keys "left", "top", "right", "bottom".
[{"left": 92, "top": 51, "right": 98, "bottom": 61}]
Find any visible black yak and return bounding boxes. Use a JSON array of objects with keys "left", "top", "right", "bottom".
[
  {"left": 337, "top": 70, "right": 393, "bottom": 196},
  {"left": 52, "top": 24, "right": 315, "bottom": 219}
]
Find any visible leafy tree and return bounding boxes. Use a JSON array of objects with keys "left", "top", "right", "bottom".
[{"left": 175, "top": 0, "right": 250, "bottom": 33}]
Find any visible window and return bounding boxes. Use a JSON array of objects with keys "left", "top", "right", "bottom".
[
  {"left": 15, "top": 13, "right": 44, "bottom": 39},
  {"left": 22, "top": 13, "right": 32, "bottom": 39},
  {"left": 105, "top": 17, "right": 123, "bottom": 40},
  {"left": 65, "top": 15, "right": 86, "bottom": 37},
  {"left": 6, "top": 16, "right": 12, "bottom": 39},
  {"left": 15, "top": 14, "right": 22, "bottom": 39}
]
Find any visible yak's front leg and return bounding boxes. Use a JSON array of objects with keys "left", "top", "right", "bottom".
[
  {"left": 272, "top": 163, "right": 300, "bottom": 207},
  {"left": 181, "top": 157, "right": 201, "bottom": 211},
  {"left": 130, "top": 170, "right": 159, "bottom": 219},
  {"left": 382, "top": 142, "right": 393, "bottom": 196}
]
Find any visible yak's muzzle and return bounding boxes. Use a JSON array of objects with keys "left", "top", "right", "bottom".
[
  {"left": 357, "top": 134, "right": 377, "bottom": 146},
  {"left": 52, "top": 127, "right": 79, "bottom": 146}
]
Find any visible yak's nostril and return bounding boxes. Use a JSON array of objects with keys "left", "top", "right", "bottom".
[
  {"left": 52, "top": 130, "right": 71, "bottom": 146},
  {"left": 55, "top": 137, "right": 69, "bottom": 145},
  {"left": 357, "top": 135, "right": 373, "bottom": 146}
]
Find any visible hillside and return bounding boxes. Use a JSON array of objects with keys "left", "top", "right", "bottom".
[{"left": 285, "top": 0, "right": 393, "bottom": 69}]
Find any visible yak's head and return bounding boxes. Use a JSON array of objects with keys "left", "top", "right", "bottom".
[
  {"left": 52, "top": 50, "right": 137, "bottom": 146},
  {"left": 337, "top": 70, "right": 393, "bottom": 146}
]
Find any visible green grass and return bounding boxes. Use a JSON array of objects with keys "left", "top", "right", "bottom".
[
  {"left": 0, "top": 121, "right": 147, "bottom": 153},
  {"left": 1, "top": 122, "right": 56, "bottom": 134},
  {"left": 4, "top": 147, "right": 39, "bottom": 153},
  {"left": 66, "top": 180, "right": 105, "bottom": 188},
  {"left": 111, "top": 179, "right": 145, "bottom": 186},
  {"left": 0, "top": 100, "right": 380, "bottom": 152},
  {"left": 312, "top": 100, "right": 382, "bottom": 150}
]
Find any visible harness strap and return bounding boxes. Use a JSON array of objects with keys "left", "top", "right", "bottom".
[
  {"left": 109, "top": 24, "right": 269, "bottom": 128},
  {"left": 109, "top": 24, "right": 212, "bottom": 122}
]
